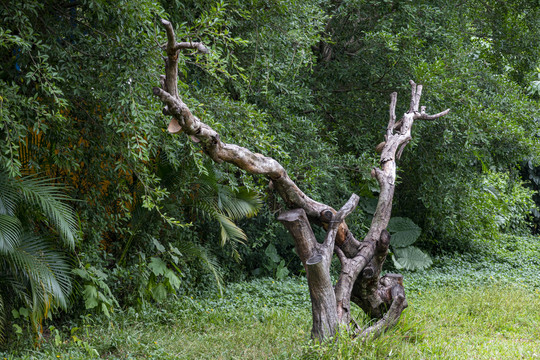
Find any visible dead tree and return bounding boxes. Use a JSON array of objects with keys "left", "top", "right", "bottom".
[{"left": 152, "top": 19, "right": 450, "bottom": 342}]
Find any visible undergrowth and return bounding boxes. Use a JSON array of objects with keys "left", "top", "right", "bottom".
[{"left": 3, "top": 234, "right": 540, "bottom": 359}]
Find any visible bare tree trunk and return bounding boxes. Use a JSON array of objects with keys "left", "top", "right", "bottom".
[{"left": 152, "top": 19, "right": 449, "bottom": 342}]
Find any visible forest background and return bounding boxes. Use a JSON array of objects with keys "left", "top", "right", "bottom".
[{"left": 1, "top": 0, "right": 540, "bottom": 358}]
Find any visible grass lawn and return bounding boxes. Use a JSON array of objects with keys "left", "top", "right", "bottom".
[{"left": 3, "top": 276, "right": 540, "bottom": 359}]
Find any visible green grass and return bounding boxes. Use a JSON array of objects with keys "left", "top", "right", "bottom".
[
  {"left": 311, "top": 285, "right": 540, "bottom": 359},
  {"left": 3, "top": 277, "right": 540, "bottom": 360},
  {"left": 4, "top": 233, "right": 540, "bottom": 359}
]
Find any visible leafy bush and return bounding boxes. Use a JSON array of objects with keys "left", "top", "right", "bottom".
[{"left": 422, "top": 170, "right": 535, "bottom": 249}]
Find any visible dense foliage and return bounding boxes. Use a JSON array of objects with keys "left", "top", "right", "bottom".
[{"left": 1, "top": 0, "right": 539, "bottom": 348}]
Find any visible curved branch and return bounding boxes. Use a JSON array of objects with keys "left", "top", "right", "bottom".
[
  {"left": 322, "top": 194, "right": 360, "bottom": 253},
  {"left": 175, "top": 42, "right": 209, "bottom": 53},
  {"left": 415, "top": 108, "right": 450, "bottom": 120},
  {"left": 153, "top": 20, "right": 361, "bottom": 252}
]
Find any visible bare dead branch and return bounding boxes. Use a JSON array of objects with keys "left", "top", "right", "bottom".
[
  {"left": 334, "top": 245, "right": 347, "bottom": 264},
  {"left": 413, "top": 84, "right": 423, "bottom": 112},
  {"left": 409, "top": 80, "right": 417, "bottom": 112},
  {"left": 175, "top": 41, "right": 210, "bottom": 54},
  {"left": 322, "top": 194, "right": 360, "bottom": 252},
  {"left": 160, "top": 19, "right": 179, "bottom": 99},
  {"left": 277, "top": 208, "right": 317, "bottom": 265},
  {"left": 387, "top": 92, "right": 397, "bottom": 138},
  {"left": 414, "top": 108, "right": 451, "bottom": 120},
  {"left": 396, "top": 139, "right": 410, "bottom": 160},
  {"left": 356, "top": 274, "right": 407, "bottom": 341},
  {"left": 152, "top": 18, "right": 450, "bottom": 343},
  {"left": 161, "top": 19, "right": 176, "bottom": 48},
  {"left": 331, "top": 194, "right": 360, "bottom": 227}
]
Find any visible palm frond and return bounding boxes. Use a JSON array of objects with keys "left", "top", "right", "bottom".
[
  {"left": 218, "top": 188, "right": 262, "bottom": 220},
  {"left": 11, "top": 175, "right": 78, "bottom": 249},
  {"left": 0, "top": 169, "right": 77, "bottom": 343},
  {"left": 175, "top": 241, "right": 224, "bottom": 296},
  {"left": 189, "top": 169, "right": 262, "bottom": 246},
  {"left": 215, "top": 212, "right": 248, "bottom": 246},
  {"left": 0, "top": 171, "right": 19, "bottom": 215},
  {"left": 5, "top": 233, "right": 72, "bottom": 319},
  {"left": 0, "top": 271, "right": 31, "bottom": 307},
  {"left": 0, "top": 214, "right": 22, "bottom": 253}
]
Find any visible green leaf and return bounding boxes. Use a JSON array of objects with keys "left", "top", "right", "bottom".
[
  {"left": 101, "top": 303, "right": 110, "bottom": 318},
  {"left": 360, "top": 197, "right": 378, "bottom": 215},
  {"left": 152, "top": 237, "right": 165, "bottom": 253},
  {"left": 388, "top": 217, "right": 422, "bottom": 248},
  {"left": 18, "top": 307, "right": 29, "bottom": 318},
  {"left": 0, "top": 213, "right": 22, "bottom": 253},
  {"left": 391, "top": 254, "right": 404, "bottom": 270},
  {"left": 83, "top": 285, "right": 98, "bottom": 309},
  {"left": 393, "top": 246, "right": 432, "bottom": 271},
  {"left": 165, "top": 269, "right": 181, "bottom": 290},
  {"left": 13, "top": 175, "right": 78, "bottom": 249},
  {"left": 174, "top": 241, "right": 223, "bottom": 296},
  {"left": 151, "top": 283, "right": 167, "bottom": 302},
  {"left": 169, "top": 245, "right": 182, "bottom": 256},
  {"left": 276, "top": 260, "right": 289, "bottom": 280},
  {"left": 265, "top": 244, "right": 281, "bottom": 263},
  {"left": 148, "top": 257, "right": 167, "bottom": 276}
]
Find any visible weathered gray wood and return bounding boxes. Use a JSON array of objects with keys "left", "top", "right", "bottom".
[
  {"left": 277, "top": 209, "right": 317, "bottom": 266},
  {"left": 152, "top": 20, "right": 450, "bottom": 343},
  {"left": 307, "top": 256, "right": 337, "bottom": 342},
  {"left": 351, "top": 230, "right": 391, "bottom": 318},
  {"left": 356, "top": 274, "right": 408, "bottom": 340},
  {"left": 278, "top": 208, "right": 337, "bottom": 342}
]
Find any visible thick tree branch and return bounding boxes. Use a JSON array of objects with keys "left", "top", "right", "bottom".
[
  {"left": 154, "top": 21, "right": 360, "bottom": 253},
  {"left": 387, "top": 92, "right": 397, "bottom": 139},
  {"left": 160, "top": 19, "right": 180, "bottom": 100},
  {"left": 348, "top": 80, "right": 449, "bottom": 334},
  {"left": 356, "top": 274, "right": 407, "bottom": 340}
]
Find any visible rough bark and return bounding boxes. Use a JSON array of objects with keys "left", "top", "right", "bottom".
[
  {"left": 278, "top": 195, "right": 359, "bottom": 342},
  {"left": 152, "top": 19, "right": 449, "bottom": 342}
]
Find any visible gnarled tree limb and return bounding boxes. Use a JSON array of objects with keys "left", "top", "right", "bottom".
[{"left": 151, "top": 19, "right": 450, "bottom": 343}]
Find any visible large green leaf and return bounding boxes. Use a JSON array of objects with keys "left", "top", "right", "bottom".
[
  {"left": 393, "top": 246, "right": 432, "bottom": 271},
  {"left": 388, "top": 217, "right": 422, "bottom": 248},
  {"left": 265, "top": 243, "right": 281, "bottom": 263},
  {"left": 148, "top": 257, "right": 167, "bottom": 276},
  {"left": 83, "top": 285, "right": 99, "bottom": 309},
  {"left": 164, "top": 269, "right": 181, "bottom": 290},
  {"left": 151, "top": 283, "right": 167, "bottom": 302}
]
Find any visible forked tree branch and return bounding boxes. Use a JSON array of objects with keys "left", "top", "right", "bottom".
[{"left": 152, "top": 18, "right": 450, "bottom": 342}]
